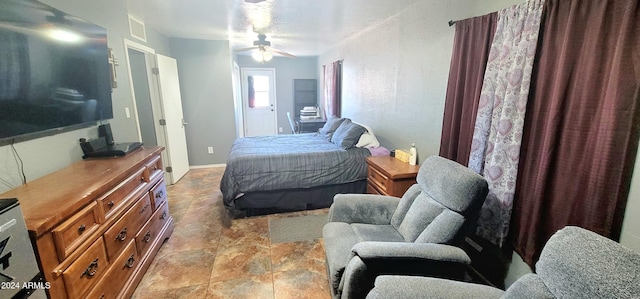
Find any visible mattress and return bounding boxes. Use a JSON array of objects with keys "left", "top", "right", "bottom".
[{"left": 220, "top": 133, "right": 371, "bottom": 213}]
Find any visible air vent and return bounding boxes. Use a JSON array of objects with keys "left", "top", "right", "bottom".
[{"left": 128, "top": 15, "right": 146, "bottom": 42}]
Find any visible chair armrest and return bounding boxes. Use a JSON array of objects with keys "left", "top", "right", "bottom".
[
  {"left": 340, "top": 242, "right": 472, "bottom": 299},
  {"left": 366, "top": 276, "right": 504, "bottom": 299},
  {"left": 328, "top": 194, "right": 400, "bottom": 224},
  {"left": 351, "top": 242, "right": 471, "bottom": 265}
]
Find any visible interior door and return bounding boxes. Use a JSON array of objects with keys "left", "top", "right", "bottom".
[
  {"left": 154, "top": 54, "right": 190, "bottom": 184},
  {"left": 241, "top": 68, "right": 277, "bottom": 137}
]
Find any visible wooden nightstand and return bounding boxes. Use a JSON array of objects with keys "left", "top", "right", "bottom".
[{"left": 366, "top": 156, "right": 420, "bottom": 197}]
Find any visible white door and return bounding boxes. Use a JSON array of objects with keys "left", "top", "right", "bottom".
[
  {"left": 154, "top": 54, "right": 190, "bottom": 184},
  {"left": 241, "top": 68, "right": 277, "bottom": 137}
]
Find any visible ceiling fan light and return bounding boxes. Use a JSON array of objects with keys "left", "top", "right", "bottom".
[
  {"left": 252, "top": 51, "right": 263, "bottom": 61},
  {"left": 263, "top": 51, "right": 273, "bottom": 61}
]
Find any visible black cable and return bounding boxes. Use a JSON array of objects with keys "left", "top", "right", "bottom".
[{"left": 10, "top": 139, "right": 26, "bottom": 185}]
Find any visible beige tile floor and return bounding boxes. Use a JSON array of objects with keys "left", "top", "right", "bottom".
[{"left": 132, "top": 167, "right": 332, "bottom": 299}]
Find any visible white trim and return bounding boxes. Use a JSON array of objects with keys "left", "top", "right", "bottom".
[{"left": 190, "top": 164, "right": 226, "bottom": 169}]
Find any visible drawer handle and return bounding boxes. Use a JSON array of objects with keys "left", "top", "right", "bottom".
[
  {"left": 78, "top": 224, "right": 86, "bottom": 234},
  {"left": 143, "top": 231, "right": 152, "bottom": 243},
  {"left": 155, "top": 190, "right": 164, "bottom": 199},
  {"left": 140, "top": 176, "right": 145, "bottom": 183},
  {"left": 160, "top": 211, "right": 167, "bottom": 220},
  {"left": 140, "top": 204, "right": 149, "bottom": 214},
  {"left": 82, "top": 258, "right": 99, "bottom": 278},
  {"left": 107, "top": 201, "right": 115, "bottom": 208},
  {"left": 115, "top": 227, "right": 127, "bottom": 241},
  {"left": 124, "top": 254, "right": 136, "bottom": 269}
]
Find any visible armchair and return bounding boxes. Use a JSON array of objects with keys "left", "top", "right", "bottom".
[
  {"left": 322, "top": 156, "right": 489, "bottom": 299},
  {"left": 366, "top": 226, "right": 640, "bottom": 299}
]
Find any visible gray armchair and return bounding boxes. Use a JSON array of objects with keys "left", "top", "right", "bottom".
[
  {"left": 366, "top": 226, "right": 640, "bottom": 299},
  {"left": 323, "top": 156, "right": 489, "bottom": 299}
]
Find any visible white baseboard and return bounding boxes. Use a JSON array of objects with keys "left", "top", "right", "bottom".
[{"left": 189, "top": 164, "right": 226, "bottom": 169}]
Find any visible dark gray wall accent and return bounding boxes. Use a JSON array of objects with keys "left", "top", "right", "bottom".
[
  {"left": 128, "top": 49, "right": 157, "bottom": 147},
  {"left": 169, "top": 38, "right": 236, "bottom": 166},
  {"left": 236, "top": 55, "right": 318, "bottom": 134}
]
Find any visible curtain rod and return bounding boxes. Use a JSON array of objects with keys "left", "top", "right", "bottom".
[{"left": 448, "top": 20, "right": 457, "bottom": 26}]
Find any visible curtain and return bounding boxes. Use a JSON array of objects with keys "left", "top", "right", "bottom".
[
  {"left": 511, "top": 0, "right": 640, "bottom": 267},
  {"left": 468, "top": 0, "right": 545, "bottom": 247},
  {"left": 439, "top": 13, "right": 498, "bottom": 166},
  {"left": 247, "top": 75, "right": 255, "bottom": 108},
  {"left": 323, "top": 60, "right": 342, "bottom": 118}
]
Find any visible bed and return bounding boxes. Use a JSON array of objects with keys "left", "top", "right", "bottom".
[{"left": 221, "top": 118, "right": 379, "bottom": 217}]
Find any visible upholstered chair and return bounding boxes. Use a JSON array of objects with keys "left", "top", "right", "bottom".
[
  {"left": 322, "top": 155, "right": 489, "bottom": 299},
  {"left": 366, "top": 226, "right": 640, "bottom": 299}
]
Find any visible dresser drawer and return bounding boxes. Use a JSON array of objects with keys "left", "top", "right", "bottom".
[
  {"left": 367, "top": 166, "right": 390, "bottom": 194},
  {"left": 62, "top": 237, "right": 109, "bottom": 299},
  {"left": 136, "top": 201, "right": 170, "bottom": 258},
  {"left": 103, "top": 193, "right": 152, "bottom": 260},
  {"left": 85, "top": 240, "right": 138, "bottom": 299},
  {"left": 144, "top": 155, "right": 163, "bottom": 181},
  {"left": 52, "top": 202, "right": 102, "bottom": 261},
  {"left": 98, "top": 167, "right": 147, "bottom": 219},
  {"left": 150, "top": 179, "right": 168, "bottom": 211}
]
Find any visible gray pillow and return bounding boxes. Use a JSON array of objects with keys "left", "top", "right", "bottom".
[
  {"left": 330, "top": 119, "right": 366, "bottom": 149},
  {"left": 319, "top": 117, "right": 346, "bottom": 140}
]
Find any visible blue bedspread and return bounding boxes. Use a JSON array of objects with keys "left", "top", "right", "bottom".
[{"left": 220, "top": 133, "right": 371, "bottom": 212}]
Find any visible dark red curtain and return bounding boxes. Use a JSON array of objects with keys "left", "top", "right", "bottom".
[
  {"left": 323, "top": 60, "right": 342, "bottom": 118},
  {"left": 511, "top": 0, "right": 640, "bottom": 267},
  {"left": 439, "top": 13, "right": 498, "bottom": 166}
]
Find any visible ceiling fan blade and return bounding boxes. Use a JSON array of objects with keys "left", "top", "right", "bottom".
[
  {"left": 234, "top": 46, "right": 259, "bottom": 52},
  {"left": 265, "top": 46, "right": 296, "bottom": 58}
]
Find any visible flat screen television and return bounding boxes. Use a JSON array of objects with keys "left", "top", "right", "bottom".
[{"left": 0, "top": 0, "right": 113, "bottom": 146}]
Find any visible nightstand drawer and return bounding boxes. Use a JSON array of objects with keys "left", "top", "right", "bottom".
[{"left": 368, "top": 166, "right": 390, "bottom": 193}]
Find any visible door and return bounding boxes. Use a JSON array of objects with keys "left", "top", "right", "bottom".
[
  {"left": 154, "top": 54, "right": 190, "bottom": 184},
  {"left": 241, "top": 68, "right": 277, "bottom": 136}
]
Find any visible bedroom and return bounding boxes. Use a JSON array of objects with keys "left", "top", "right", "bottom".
[{"left": 0, "top": 0, "right": 638, "bottom": 298}]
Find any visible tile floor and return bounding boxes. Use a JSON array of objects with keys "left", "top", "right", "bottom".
[{"left": 132, "top": 167, "right": 332, "bottom": 299}]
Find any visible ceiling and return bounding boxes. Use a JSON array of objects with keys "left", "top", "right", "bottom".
[{"left": 126, "top": 0, "right": 422, "bottom": 57}]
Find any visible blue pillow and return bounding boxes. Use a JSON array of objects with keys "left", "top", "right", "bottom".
[{"left": 330, "top": 119, "right": 366, "bottom": 149}]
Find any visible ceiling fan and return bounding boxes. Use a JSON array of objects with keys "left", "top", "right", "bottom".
[{"left": 234, "top": 34, "right": 296, "bottom": 62}]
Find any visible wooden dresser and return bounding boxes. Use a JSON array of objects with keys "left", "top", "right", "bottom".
[
  {"left": 0, "top": 146, "right": 174, "bottom": 298},
  {"left": 366, "top": 156, "right": 420, "bottom": 197}
]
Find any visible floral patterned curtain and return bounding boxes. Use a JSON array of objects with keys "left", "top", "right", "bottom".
[{"left": 468, "top": 0, "right": 545, "bottom": 247}]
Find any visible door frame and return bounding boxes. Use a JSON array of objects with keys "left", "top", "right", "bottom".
[
  {"left": 123, "top": 38, "right": 172, "bottom": 182},
  {"left": 240, "top": 67, "right": 277, "bottom": 136}
]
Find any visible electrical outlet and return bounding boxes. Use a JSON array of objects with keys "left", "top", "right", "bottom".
[
  {"left": 207, "top": 146, "right": 213, "bottom": 154},
  {"left": 279, "top": 127, "right": 283, "bottom": 133}
]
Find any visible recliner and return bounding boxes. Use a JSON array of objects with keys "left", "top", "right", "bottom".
[
  {"left": 366, "top": 226, "right": 640, "bottom": 299},
  {"left": 322, "top": 155, "right": 489, "bottom": 299}
]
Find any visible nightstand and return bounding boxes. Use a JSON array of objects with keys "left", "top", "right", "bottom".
[{"left": 366, "top": 156, "right": 420, "bottom": 197}]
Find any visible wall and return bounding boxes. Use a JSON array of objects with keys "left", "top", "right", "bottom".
[
  {"left": 169, "top": 38, "right": 237, "bottom": 166},
  {"left": 0, "top": 0, "right": 171, "bottom": 194},
  {"left": 318, "top": 0, "right": 640, "bottom": 288},
  {"left": 236, "top": 55, "right": 319, "bottom": 134}
]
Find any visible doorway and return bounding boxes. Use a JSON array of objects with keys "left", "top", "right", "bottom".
[
  {"left": 240, "top": 68, "right": 277, "bottom": 137},
  {"left": 124, "top": 39, "right": 190, "bottom": 184}
]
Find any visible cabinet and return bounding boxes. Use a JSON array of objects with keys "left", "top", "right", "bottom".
[
  {"left": 0, "top": 146, "right": 174, "bottom": 298},
  {"left": 293, "top": 79, "right": 318, "bottom": 118},
  {"left": 366, "top": 156, "right": 420, "bottom": 197}
]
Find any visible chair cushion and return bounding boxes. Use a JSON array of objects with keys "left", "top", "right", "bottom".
[
  {"left": 323, "top": 222, "right": 404, "bottom": 293},
  {"left": 396, "top": 192, "right": 446, "bottom": 242},
  {"left": 501, "top": 274, "right": 554, "bottom": 299},
  {"left": 416, "top": 156, "right": 488, "bottom": 215},
  {"left": 535, "top": 226, "right": 640, "bottom": 298}
]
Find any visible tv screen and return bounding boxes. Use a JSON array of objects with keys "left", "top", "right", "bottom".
[{"left": 0, "top": 0, "right": 113, "bottom": 145}]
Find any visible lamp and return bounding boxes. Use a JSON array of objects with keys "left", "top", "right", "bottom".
[{"left": 252, "top": 48, "right": 273, "bottom": 63}]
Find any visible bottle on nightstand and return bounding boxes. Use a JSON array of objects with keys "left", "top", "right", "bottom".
[{"left": 409, "top": 143, "right": 417, "bottom": 166}]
